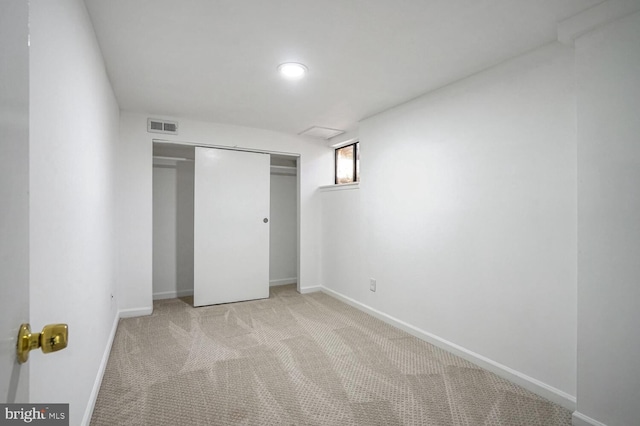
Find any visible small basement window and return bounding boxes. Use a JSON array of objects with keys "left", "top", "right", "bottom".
[{"left": 335, "top": 142, "right": 360, "bottom": 184}]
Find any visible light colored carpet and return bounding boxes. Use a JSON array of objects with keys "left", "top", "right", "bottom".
[{"left": 90, "top": 285, "right": 571, "bottom": 425}]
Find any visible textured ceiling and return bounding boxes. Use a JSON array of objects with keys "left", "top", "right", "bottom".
[{"left": 84, "top": 0, "right": 602, "bottom": 136}]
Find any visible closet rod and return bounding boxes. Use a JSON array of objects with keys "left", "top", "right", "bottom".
[{"left": 152, "top": 156, "right": 194, "bottom": 162}]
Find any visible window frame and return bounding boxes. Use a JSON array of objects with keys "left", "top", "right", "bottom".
[{"left": 334, "top": 141, "right": 360, "bottom": 185}]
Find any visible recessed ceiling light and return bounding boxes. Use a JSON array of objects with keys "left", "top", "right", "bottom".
[{"left": 278, "top": 62, "right": 308, "bottom": 80}]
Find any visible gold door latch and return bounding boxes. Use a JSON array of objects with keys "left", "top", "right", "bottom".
[{"left": 17, "top": 323, "right": 68, "bottom": 364}]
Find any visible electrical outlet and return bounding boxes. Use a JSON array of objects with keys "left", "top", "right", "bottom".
[{"left": 370, "top": 278, "right": 376, "bottom": 292}]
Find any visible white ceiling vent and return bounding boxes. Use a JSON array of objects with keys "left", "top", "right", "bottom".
[
  {"left": 147, "top": 118, "right": 179, "bottom": 135},
  {"left": 298, "top": 126, "right": 344, "bottom": 140}
]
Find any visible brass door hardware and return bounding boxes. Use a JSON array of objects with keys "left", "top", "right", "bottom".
[{"left": 17, "top": 323, "right": 68, "bottom": 364}]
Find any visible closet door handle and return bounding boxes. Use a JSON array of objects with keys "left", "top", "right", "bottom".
[{"left": 263, "top": 218, "right": 269, "bottom": 223}]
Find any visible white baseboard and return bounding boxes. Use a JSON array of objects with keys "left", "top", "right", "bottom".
[
  {"left": 81, "top": 311, "right": 119, "bottom": 426},
  {"left": 119, "top": 306, "right": 153, "bottom": 318},
  {"left": 269, "top": 278, "right": 297, "bottom": 287},
  {"left": 572, "top": 411, "right": 607, "bottom": 426},
  {"left": 299, "top": 285, "right": 322, "bottom": 294},
  {"left": 152, "top": 289, "right": 194, "bottom": 300},
  {"left": 320, "top": 286, "right": 577, "bottom": 411}
]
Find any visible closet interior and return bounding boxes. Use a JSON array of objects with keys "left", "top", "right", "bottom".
[{"left": 152, "top": 142, "right": 299, "bottom": 303}]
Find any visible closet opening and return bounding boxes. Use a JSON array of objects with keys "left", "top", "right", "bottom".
[{"left": 152, "top": 141, "right": 300, "bottom": 304}]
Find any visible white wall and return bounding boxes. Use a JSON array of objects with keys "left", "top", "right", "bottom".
[
  {"left": 29, "top": 0, "right": 120, "bottom": 424},
  {"left": 322, "top": 43, "right": 578, "bottom": 404},
  {"left": 152, "top": 162, "right": 194, "bottom": 299},
  {"left": 575, "top": 11, "right": 640, "bottom": 426},
  {"left": 118, "top": 112, "right": 332, "bottom": 313},
  {"left": 270, "top": 173, "right": 298, "bottom": 285},
  {"left": 175, "top": 161, "right": 195, "bottom": 297},
  {"left": 116, "top": 119, "right": 153, "bottom": 315},
  {"left": 152, "top": 166, "right": 177, "bottom": 297}
]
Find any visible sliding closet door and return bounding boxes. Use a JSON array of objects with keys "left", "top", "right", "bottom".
[{"left": 194, "top": 147, "right": 270, "bottom": 306}]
